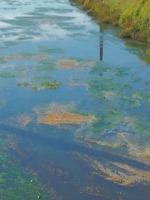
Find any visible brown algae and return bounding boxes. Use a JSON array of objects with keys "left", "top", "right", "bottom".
[
  {"left": 38, "top": 112, "right": 94, "bottom": 125},
  {"left": 57, "top": 59, "right": 80, "bottom": 68},
  {"left": 1, "top": 54, "right": 48, "bottom": 61},
  {"left": 56, "top": 58, "right": 96, "bottom": 69},
  {"left": 1, "top": 114, "right": 33, "bottom": 129},
  {"left": 128, "top": 145, "right": 150, "bottom": 165},
  {"left": 73, "top": 152, "right": 150, "bottom": 187}
]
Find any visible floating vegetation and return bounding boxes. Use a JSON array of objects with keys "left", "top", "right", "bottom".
[
  {"left": 128, "top": 145, "right": 150, "bottom": 165},
  {"left": 132, "top": 115, "right": 150, "bottom": 136},
  {"left": 88, "top": 77, "right": 124, "bottom": 102},
  {"left": 37, "top": 60, "right": 56, "bottom": 72},
  {"left": 56, "top": 58, "right": 96, "bottom": 69},
  {"left": 0, "top": 0, "right": 150, "bottom": 199},
  {"left": 0, "top": 54, "right": 48, "bottom": 61},
  {"left": 90, "top": 62, "right": 110, "bottom": 74},
  {"left": 122, "top": 96, "right": 141, "bottom": 107},
  {"left": 0, "top": 72, "right": 17, "bottom": 79},
  {"left": 34, "top": 102, "right": 76, "bottom": 115},
  {"left": 0, "top": 162, "right": 51, "bottom": 200},
  {"left": 0, "top": 58, "right": 7, "bottom": 63},
  {"left": 86, "top": 61, "right": 150, "bottom": 149},
  {"left": 18, "top": 114, "right": 33, "bottom": 128},
  {"left": 38, "top": 46, "right": 65, "bottom": 54},
  {"left": 40, "top": 81, "right": 61, "bottom": 90},
  {"left": 31, "top": 75, "right": 53, "bottom": 82},
  {"left": 36, "top": 102, "right": 94, "bottom": 125},
  {"left": 69, "top": 77, "right": 88, "bottom": 87},
  {"left": 0, "top": 133, "right": 51, "bottom": 200},
  {"left": 2, "top": 114, "right": 33, "bottom": 129},
  {"left": 57, "top": 58, "right": 80, "bottom": 68},
  {"left": 94, "top": 110, "right": 123, "bottom": 132},
  {"left": 115, "top": 67, "right": 128, "bottom": 76},
  {"left": 17, "top": 81, "right": 61, "bottom": 91},
  {"left": 80, "top": 185, "right": 105, "bottom": 197},
  {"left": 0, "top": 98, "right": 6, "bottom": 106},
  {"left": 83, "top": 137, "right": 125, "bottom": 149},
  {"left": 5, "top": 134, "right": 19, "bottom": 151},
  {"left": 131, "top": 75, "right": 141, "bottom": 82},
  {"left": 38, "top": 112, "right": 94, "bottom": 125},
  {"left": 32, "top": 85, "right": 38, "bottom": 91},
  {"left": 17, "top": 82, "right": 30, "bottom": 87},
  {"left": 74, "top": 152, "right": 150, "bottom": 187},
  {"left": 82, "top": 60, "right": 96, "bottom": 68},
  {"left": 88, "top": 60, "right": 150, "bottom": 110},
  {"left": 74, "top": 113, "right": 150, "bottom": 165}
]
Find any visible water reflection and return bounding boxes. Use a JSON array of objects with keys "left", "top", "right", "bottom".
[
  {"left": 99, "top": 27, "right": 103, "bottom": 61},
  {"left": 124, "top": 40, "right": 150, "bottom": 64}
]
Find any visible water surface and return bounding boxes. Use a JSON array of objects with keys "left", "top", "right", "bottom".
[{"left": 0, "top": 0, "right": 150, "bottom": 199}]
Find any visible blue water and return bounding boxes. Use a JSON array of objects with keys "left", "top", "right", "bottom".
[{"left": 0, "top": 0, "right": 150, "bottom": 199}]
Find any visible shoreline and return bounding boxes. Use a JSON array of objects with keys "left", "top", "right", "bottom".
[{"left": 71, "top": 0, "right": 150, "bottom": 46}]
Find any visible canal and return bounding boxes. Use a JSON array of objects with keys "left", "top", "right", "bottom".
[{"left": 0, "top": 0, "right": 150, "bottom": 199}]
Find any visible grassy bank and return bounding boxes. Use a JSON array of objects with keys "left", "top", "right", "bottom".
[{"left": 71, "top": 0, "right": 150, "bottom": 44}]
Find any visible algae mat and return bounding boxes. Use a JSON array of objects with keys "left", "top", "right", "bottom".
[{"left": 38, "top": 112, "right": 94, "bottom": 125}]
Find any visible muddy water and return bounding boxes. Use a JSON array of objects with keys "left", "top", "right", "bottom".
[{"left": 0, "top": 0, "right": 150, "bottom": 199}]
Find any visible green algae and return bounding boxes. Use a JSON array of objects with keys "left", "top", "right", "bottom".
[
  {"left": 115, "top": 67, "right": 129, "bottom": 76},
  {"left": 122, "top": 96, "right": 140, "bottom": 107},
  {"left": 76, "top": 109, "right": 124, "bottom": 141},
  {"left": 88, "top": 61, "right": 150, "bottom": 110},
  {"left": 0, "top": 164, "right": 51, "bottom": 200},
  {"left": 0, "top": 72, "right": 17, "bottom": 79},
  {"left": 32, "top": 85, "right": 38, "bottom": 91},
  {"left": 74, "top": 60, "right": 150, "bottom": 163},
  {"left": 0, "top": 58, "right": 7, "bottom": 63},
  {"left": 0, "top": 135, "right": 51, "bottom": 200},
  {"left": 133, "top": 117, "right": 150, "bottom": 136},
  {"left": 17, "top": 80, "right": 61, "bottom": 91},
  {"left": 40, "top": 81, "right": 61, "bottom": 90},
  {"left": 0, "top": 98, "right": 6, "bottom": 106},
  {"left": 90, "top": 62, "right": 110, "bottom": 74},
  {"left": 17, "top": 82, "right": 30, "bottom": 87},
  {"left": 31, "top": 76, "right": 53, "bottom": 82},
  {"left": 88, "top": 76, "right": 128, "bottom": 104},
  {"left": 36, "top": 60, "right": 56, "bottom": 72},
  {"left": 0, "top": 66, "right": 27, "bottom": 80},
  {"left": 75, "top": 113, "right": 150, "bottom": 164},
  {"left": 130, "top": 91, "right": 150, "bottom": 108},
  {"left": 38, "top": 46, "right": 65, "bottom": 54},
  {"left": 75, "top": 103, "right": 150, "bottom": 164}
]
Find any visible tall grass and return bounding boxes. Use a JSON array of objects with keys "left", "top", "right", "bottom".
[{"left": 71, "top": 0, "right": 150, "bottom": 43}]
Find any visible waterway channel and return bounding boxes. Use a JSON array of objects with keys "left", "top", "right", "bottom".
[{"left": 0, "top": 0, "right": 150, "bottom": 199}]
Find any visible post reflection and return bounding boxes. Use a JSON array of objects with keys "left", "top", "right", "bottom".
[{"left": 100, "top": 27, "right": 103, "bottom": 61}]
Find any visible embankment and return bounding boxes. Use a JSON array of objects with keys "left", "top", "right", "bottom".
[{"left": 71, "top": 0, "right": 150, "bottom": 44}]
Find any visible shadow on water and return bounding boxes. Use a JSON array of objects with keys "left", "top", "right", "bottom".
[
  {"left": 1, "top": 124, "right": 150, "bottom": 200},
  {"left": 0, "top": 124, "right": 149, "bottom": 171}
]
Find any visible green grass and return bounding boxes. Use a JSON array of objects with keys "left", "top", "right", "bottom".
[{"left": 71, "top": 0, "right": 150, "bottom": 45}]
